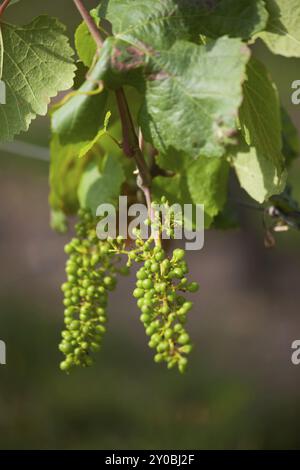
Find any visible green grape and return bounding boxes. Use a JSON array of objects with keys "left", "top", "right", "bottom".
[
  {"left": 132, "top": 215, "right": 199, "bottom": 373},
  {"left": 59, "top": 208, "right": 129, "bottom": 372}
]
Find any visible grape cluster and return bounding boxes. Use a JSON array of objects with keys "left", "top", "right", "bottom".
[
  {"left": 59, "top": 209, "right": 127, "bottom": 372},
  {"left": 132, "top": 237, "right": 199, "bottom": 373}
]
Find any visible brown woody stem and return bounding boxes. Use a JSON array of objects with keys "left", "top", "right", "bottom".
[
  {"left": 73, "top": 0, "right": 159, "bottom": 242},
  {"left": 0, "top": 0, "right": 12, "bottom": 18},
  {"left": 73, "top": 0, "right": 103, "bottom": 50}
]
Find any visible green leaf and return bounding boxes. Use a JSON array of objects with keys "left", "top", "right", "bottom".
[
  {"left": 197, "top": 0, "right": 269, "bottom": 39},
  {"left": 281, "top": 106, "right": 300, "bottom": 166},
  {"left": 257, "top": 0, "right": 300, "bottom": 57},
  {"left": 78, "top": 111, "right": 111, "bottom": 159},
  {"left": 237, "top": 57, "right": 286, "bottom": 201},
  {"left": 50, "top": 57, "right": 112, "bottom": 217},
  {"left": 140, "top": 37, "right": 250, "bottom": 158},
  {"left": 51, "top": 58, "right": 109, "bottom": 152},
  {"left": 232, "top": 142, "right": 286, "bottom": 203},
  {"left": 152, "top": 174, "right": 195, "bottom": 227},
  {"left": 49, "top": 135, "right": 89, "bottom": 214},
  {"left": 100, "top": 0, "right": 206, "bottom": 48},
  {"left": 78, "top": 155, "right": 125, "bottom": 214},
  {"left": 0, "top": 16, "right": 75, "bottom": 142},
  {"left": 186, "top": 156, "right": 230, "bottom": 222},
  {"left": 97, "top": 2, "right": 250, "bottom": 158},
  {"left": 153, "top": 155, "right": 229, "bottom": 228},
  {"left": 211, "top": 201, "right": 239, "bottom": 230},
  {"left": 101, "top": 0, "right": 267, "bottom": 43},
  {"left": 74, "top": 9, "right": 99, "bottom": 67},
  {"left": 92, "top": 36, "right": 145, "bottom": 92}
]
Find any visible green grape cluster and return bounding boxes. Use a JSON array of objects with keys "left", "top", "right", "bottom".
[
  {"left": 59, "top": 209, "right": 127, "bottom": 372},
  {"left": 132, "top": 236, "right": 199, "bottom": 373}
]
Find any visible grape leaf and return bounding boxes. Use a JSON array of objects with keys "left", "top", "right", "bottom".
[
  {"left": 97, "top": 1, "right": 250, "bottom": 157},
  {"left": 153, "top": 154, "right": 229, "bottom": 228},
  {"left": 0, "top": 16, "right": 75, "bottom": 142},
  {"left": 152, "top": 174, "right": 195, "bottom": 228},
  {"left": 81, "top": 2, "right": 251, "bottom": 159},
  {"left": 50, "top": 59, "right": 112, "bottom": 215},
  {"left": 140, "top": 37, "right": 250, "bottom": 158},
  {"left": 186, "top": 156, "right": 230, "bottom": 221},
  {"left": 51, "top": 57, "right": 109, "bottom": 155},
  {"left": 77, "top": 111, "right": 111, "bottom": 159},
  {"left": 49, "top": 136, "right": 89, "bottom": 214},
  {"left": 100, "top": 0, "right": 206, "bottom": 48},
  {"left": 237, "top": 57, "right": 286, "bottom": 201},
  {"left": 211, "top": 201, "right": 239, "bottom": 230},
  {"left": 196, "top": 0, "right": 269, "bottom": 39},
  {"left": 78, "top": 155, "right": 125, "bottom": 214},
  {"left": 281, "top": 106, "right": 300, "bottom": 166},
  {"left": 94, "top": 35, "right": 249, "bottom": 157},
  {"left": 74, "top": 8, "right": 100, "bottom": 67},
  {"left": 232, "top": 142, "right": 286, "bottom": 203},
  {"left": 100, "top": 0, "right": 267, "bottom": 43},
  {"left": 258, "top": 0, "right": 300, "bottom": 57}
]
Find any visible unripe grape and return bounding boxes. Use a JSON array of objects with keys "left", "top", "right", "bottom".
[
  {"left": 172, "top": 248, "right": 185, "bottom": 261},
  {"left": 157, "top": 341, "right": 169, "bottom": 353},
  {"left": 178, "top": 333, "right": 189, "bottom": 345},
  {"left": 164, "top": 328, "right": 173, "bottom": 340},
  {"left": 142, "top": 279, "right": 153, "bottom": 289},
  {"left": 69, "top": 320, "right": 80, "bottom": 330},
  {"left": 173, "top": 267, "right": 183, "bottom": 278},
  {"left": 154, "top": 353, "right": 163, "bottom": 363},
  {"left": 133, "top": 288, "right": 144, "bottom": 298},
  {"left": 60, "top": 360, "right": 71, "bottom": 371},
  {"left": 150, "top": 262, "right": 159, "bottom": 273},
  {"left": 140, "top": 313, "right": 150, "bottom": 323},
  {"left": 187, "top": 282, "right": 199, "bottom": 293}
]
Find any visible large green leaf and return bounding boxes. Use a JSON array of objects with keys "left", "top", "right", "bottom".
[
  {"left": 0, "top": 16, "right": 75, "bottom": 142},
  {"left": 100, "top": 0, "right": 267, "bottom": 42},
  {"left": 152, "top": 174, "right": 195, "bottom": 228},
  {"left": 237, "top": 57, "right": 286, "bottom": 202},
  {"left": 95, "top": 1, "right": 250, "bottom": 158},
  {"left": 258, "top": 0, "right": 300, "bottom": 57},
  {"left": 78, "top": 155, "right": 125, "bottom": 214},
  {"left": 186, "top": 156, "right": 230, "bottom": 222},
  {"left": 153, "top": 153, "right": 229, "bottom": 228},
  {"left": 100, "top": 0, "right": 204, "bottom": 48},
  {"left": 140, "top": 37, "right": 250, "bottom": 158},
  {"left": 196, "top": 0, "right": 268, "bottom": 39}
]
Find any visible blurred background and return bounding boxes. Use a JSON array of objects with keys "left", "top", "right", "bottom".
[{"left": 1, "top": 0, "right": 300, "bottom": 450}]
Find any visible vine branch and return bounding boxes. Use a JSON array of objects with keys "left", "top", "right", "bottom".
[
  {"left": 0, "top": 0, "right": 12, "bottom": 18},
  {"left": 73, "top": 0, "right": 104, "bottom": 50}
]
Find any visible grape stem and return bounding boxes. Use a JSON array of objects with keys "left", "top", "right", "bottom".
[
  {"left": 73, "top": 0, "right": 160, "bottom": 244},
  {"left": 73, "top": 0, "right": 104, "bottom": 50},
  {"left": 0, "top": 0, "right": 12, "bottom": 17}
]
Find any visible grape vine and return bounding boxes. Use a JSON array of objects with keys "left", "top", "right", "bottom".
[{"left": 1, "top": 0, "right": 300, "bottom": 374}]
